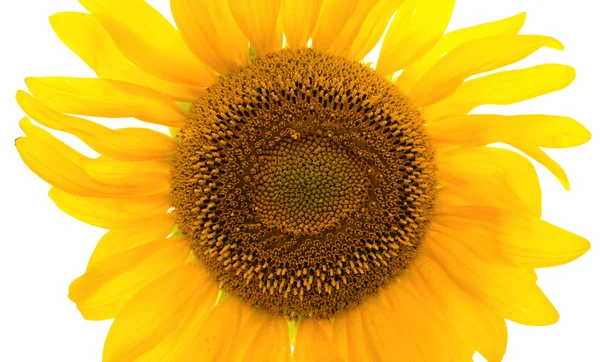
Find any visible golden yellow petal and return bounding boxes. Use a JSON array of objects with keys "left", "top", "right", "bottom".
[
  {"left": 69, "top": 236, "right": 190, "bottom": 320},
  {"left": 428, "top": 114, "right": 591, "bottom": 149},
  {"left": 26, "top": 77, "right": 187, "bottom": 127},
  {"left": 293, "top": 319, "right": 343, "bottom": 362},
  {"left": 79, "top": 0, "right": 215, "bottom": 86},
  {"left": 88, "top": 214, "right": 175, "bottom": 267},
  {"left": 48, "top": 188, "right": 171, "bottom": 229},
  {"left": 311, "top": 0, "right": 360, "bottom": 52},
  {"left": 411, "top": 255, "right": 508, "bottom": 362},
  {"left": 281, "top": 0, "right": 323, "bottom": 49},
  {"left": 434, "top": 206, "right": 591, "bottom": 268},
  {"left": 425, "top": 230, "right": 560, "bottom": 326},
  {"left": 332, "top": 308, "right": 372, "bottom": 362},
  {"left": 437, "top": 147, "right": 542, "bottom": 217},
  {"left": 397, "top": 12, "right": 526, "bottom": 93},
  {"left": 327, "top": 0, "right": 381, "bottom": 57},
  {"left": 103, "top": 262, "right": 218, "bottom": 362},
  {"left": 410, "top": 35, "right": 563, "bottom": 106},
  {"left": 345, "top": 0, "right": 405, "bottom": 61},
  {"left": 171, "top": 0, "right": 248, "bottom": 74},
  {"left": 422, "top": 64, "right": 576, "bottom": 120},
  {"left": 16, "top": 91, "right": 176, "bottom": 161},
  {"left": 50, "top": 12, "right": 205, "bottom": 101},
  {"left": 228, "top": 0, "right": 282, "bottom": 57},
  {"left": 513, "top": 143, "right": 573, "bottom": 190},
  {"left": 377, "top": 0, "right": 455, "bottom": 76}
]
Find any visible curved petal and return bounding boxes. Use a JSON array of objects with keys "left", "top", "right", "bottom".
[
  {"left": 397, "top": 12, "right": 526, "bottom": 93},
  {"left": 171, "top": 0, "right": 248, "bottom": 74},
  {"left": 293, "top": 319, "right": 343, "bottom": 362},
  {"left": 48, "top": 188, "right": 171, "bottom": 229},
  {"left": 513, "top": 143, "right": 571, "bottom": 190},
  {"left": 281, "top": 0, "right": 323, "bottom": 49},
  {"left": 377, "top": 0, "right": 455, "bottom": 76},
  {"left": 410, "top": 255, "right": 508, "bottom": 362},
  {"left": 16, "top": 91, "right": 176, "bottom": 161},
  {"left": 327, "top": 0, "right": 381, "bottom": 57},
  {"left": 311, "top": 0, "right": 360, "bottom": 52},
  {"left": 434, "top": 206, "right": 590, "bottom": 269},
  {"left": 88, "top": 214, "right": 175, "bottom": 267},
  {"left": 103, "top": 262, "right": 218, "bottom": 362},
  {"left": 79, "top": 0, "right": 215, "bottom": 86},
  {"left": 437, "top": 147, "right": 542, "bottom": 217},
  {"left": 409, "top": 35, "right": 563, "bottom": 107},
  {"left": 69, "top": 236, "right": 190, "bottom": 320},
  {"left": 228, "top": 0, "right": 282, "bottom": 57},
  {"left": 332, "top": 308, "right": 371, "bottom": 362},
  {"left": 50, "top": 12, "right": 205, "bottom": 101},
  {"left": 428, "top": 114, "right": 591, "bottom": 149},
  {"left": 422, "top": 64, "right": 576, "bottom": 120},
  {"left": 26, "top": 77, "right": 187, "bottom": 127},
  {"left": 425, "top": 230, "right": 560, "bottom": 326}
]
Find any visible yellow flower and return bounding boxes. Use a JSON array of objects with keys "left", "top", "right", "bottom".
[{"left": 15, "top": 0, "right": 591, "bottom": 361}]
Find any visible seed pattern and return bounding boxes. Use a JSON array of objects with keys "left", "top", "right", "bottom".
[{"left": 172, "top": 49, "right": 436, "bottom": 319}]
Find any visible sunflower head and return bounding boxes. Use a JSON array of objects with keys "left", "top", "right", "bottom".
[{"left": 14, "top": 0, "right": 591, "bottom": 361}]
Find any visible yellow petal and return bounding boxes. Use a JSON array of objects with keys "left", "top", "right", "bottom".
[
  {"left": 88, "top": 214, "right": 175, "bottom": 267},
  {"left": 434, "top": 206, "right": 590, "bottom": 268},
  {"left": 293, "top": 319, "right": 343, "bottom": 362},
  {"left": 103, "top": 262, "right": 218, "bottom": 362},
  {"left": 422, "top": 64, "right": 576, "bottom": 120},
  {"left": 84, "top": 158, "right": 171, "bottom": 195},
  {"left": 79, "top": 0, "right": 215, "bottom": 86},
  {"left": 437, "top": 147, "right": 542, "bottom": 217},
  {"left": 425, "top": 230, "right": 560, "bottom": 326},
  {"left": 225, "top": 306, "right": 291, "bottom": 362},
  {"left": 428, "top": 114, "right": 591, "bottom": 149},
  {"left": 281, "top": 0, "right": 323, "bottom": 49},
  {"left": 69, "top": 236, "right": 190, "bottom": 320},
  {"left": 346, "top": 0, "right": 405, "bottom": 61},
  {"left": 49, "top": 12, "right": 205, "bottom": 101},
  {"left": 397, "top": 12, "right": 526, "bottom": 93},
  {"left": 48, "top": 188, "right": 171, "bottom": 229},
  {"left": 382, "top": 280, "right": 473, "bottom": 361},
  {"left": 332, "top": 308, "right": 372, "bottom": 362},
  {"left": 311, "top": 0, "right": 360, "bottom": 52},
  {"left": 411, "top": 255, "right": 508, "bottom": 362},
  {"left": 26, "top": 77, "right": 187, "bottom": 127},
  {"left": 377, "top": 0, "right": 455, "bottom": 76},
  {"left": 410, "top": 35, "right": 563, "bottom": 106},
  {"left": 171, "top": 0, "right": 248, "bottom": 74},
  {"left": 16, "top": 91, "right": 176, "bottom": 161},
  {"left": 514, "top": 143, "right": 571, "bottom": 190},
  {"left": 228, "top": 0, "right": 282, "bottom": 57},
  {"left": 327, "top": 0, "right": 381, "bottom": 57}
]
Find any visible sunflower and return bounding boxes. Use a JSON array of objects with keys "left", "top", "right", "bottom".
[{"left": 15, "top": 0, "right": 591, "bottom": 361}]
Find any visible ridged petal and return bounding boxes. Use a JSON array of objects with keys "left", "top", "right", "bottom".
[
  {"left": 171, "top": 0, "right": 248, "bottom": 74},
  {"left": 397, "top": 12, "right": 526, "bottom": 93},
  {"left": 377, "top": 0, "right": 455, "bottom": 76},
  {"left": 437, "top": 147, "right": 542, "bottom": 217},
  {"left": 50, "top": 12, "right": 205, "bottom": 101},
  {"left": 293, "top": 319, "right": 343, "bottom": 362},
  {"left": 422, "top": 64, "right": 576, "bottom": 120},
  {"left": 69, "top": 236, "right": 189, "bottom": 320},
  {"left": 311, "top": 0, "right": 360, "bottom": 52},
  {"left": 79, "top": 0, "right": 215, "bottom": 86},
  {"left": 327, "top": 0, "right": 380, "bottom": 57},
  {"left": 26, "top": 77, "right": 187, "bottom": 127},
  {"left": 425, "top": 230, "right": 560, "bottom": 326},
  {"left": 346, "top": 0, "right": 405, "bottom": 61},
  {"left": 48, "top": 188, "right": 171, "bottom": 229},
  {"left": 88, "top": 215, "right": 175, "bottom": 267},
  {"left": 281, "top": 0, "right": 323, "bottom": 49},
  {"left": 228, "top": 0, "right": 282, "bottom": 56},
  {"left": 411, "top": 255, "right": 508, "bottom": 362},
  {"left": 332, "top": 308, "right": 371, "bottom": 362},
  {"left": 410, "top": 35, "right": 563, "bottom": 106},
  {"left": 17, "top": 91, "right": 176, "bottom": 161},
  {"left": 513, "top": 143, "right": 571, "bottom": 190},
  {"left": 103, "top": 262, "right": 218, "bottom": 362}
]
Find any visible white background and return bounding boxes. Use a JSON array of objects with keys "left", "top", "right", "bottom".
[{"left": 0, "top": 0, "right": 598, "bottom": 361}]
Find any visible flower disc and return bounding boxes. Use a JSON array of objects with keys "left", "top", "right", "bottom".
[{"left": 172, "top": 49, "right": 437, "bottom": 318}]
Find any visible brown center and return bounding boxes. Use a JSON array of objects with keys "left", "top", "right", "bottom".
[{"left": 172, "top": 48, "right": 436, "bottom": 319}]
